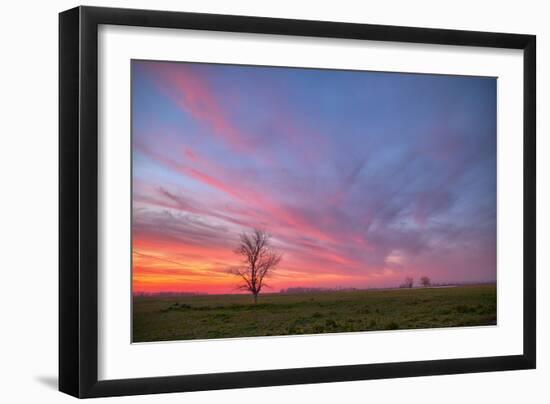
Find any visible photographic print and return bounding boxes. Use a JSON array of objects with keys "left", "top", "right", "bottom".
[{"left": 131, "top": 60, "right": 497, "bottom": 343}]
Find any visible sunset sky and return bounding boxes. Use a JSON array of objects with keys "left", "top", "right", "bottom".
[{"left": 131, "top": 60, "right": 496, "bottom": 294}]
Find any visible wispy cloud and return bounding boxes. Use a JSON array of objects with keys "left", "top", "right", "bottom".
[{"left": 132, "top": 60, "right": 496, "bottom": 293}]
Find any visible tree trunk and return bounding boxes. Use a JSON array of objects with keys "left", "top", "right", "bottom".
[{"left": 253, "top": 293, "right": 258, "bottom": 304}]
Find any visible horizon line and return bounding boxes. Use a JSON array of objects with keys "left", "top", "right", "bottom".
[{"left": 133, "top": 280, "right": 497, "bottom": 296}]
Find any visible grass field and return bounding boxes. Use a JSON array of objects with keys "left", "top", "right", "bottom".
[{"left": 132, "top": 284, "right": 496, "bottom": 342}]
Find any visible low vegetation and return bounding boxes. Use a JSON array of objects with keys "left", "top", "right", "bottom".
[{"left": 132, "top": 284, "right": 496, "bottom": 342}]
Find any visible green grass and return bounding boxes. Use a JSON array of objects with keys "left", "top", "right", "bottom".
[{"left": 132, "top": 284, "right": 496, "bottom": 342}]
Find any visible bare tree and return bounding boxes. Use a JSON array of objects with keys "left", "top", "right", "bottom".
[
  {"left": 420, "top": 276, "right": 431, "bottom": 287},
  {"left": 228, "top": 229, "right": 282, "bottom": 304},
  {"left": 400, "top": 277, "right": 414, "bottom": 289}
]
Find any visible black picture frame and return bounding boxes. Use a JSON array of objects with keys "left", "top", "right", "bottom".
[{"left": 59, "top": 5, "right": 536, "bottom": 398}]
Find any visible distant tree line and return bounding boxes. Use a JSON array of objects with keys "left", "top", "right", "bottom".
[
  {"left": 399, "top": 276, "right": 432, "bottom": 288},
  {"left": 279, "top": 287, "right": 358, "bottom": 294}
]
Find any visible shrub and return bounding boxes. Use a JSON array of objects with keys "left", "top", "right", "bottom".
[{"left": 385, "top": 321, "right": 399, "bottom": 330}]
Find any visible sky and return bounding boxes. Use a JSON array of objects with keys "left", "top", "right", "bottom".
[{"left": 131, "top": 60, "right": 496, "bottom": 294}]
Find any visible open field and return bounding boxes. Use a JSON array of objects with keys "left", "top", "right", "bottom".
[{"left": 132, "top": 284, "right": 496, "bottom": 342}]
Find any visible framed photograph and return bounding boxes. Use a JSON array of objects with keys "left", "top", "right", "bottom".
[{"left": 59, "top": 6, "right": 536, "bottom": 398}]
